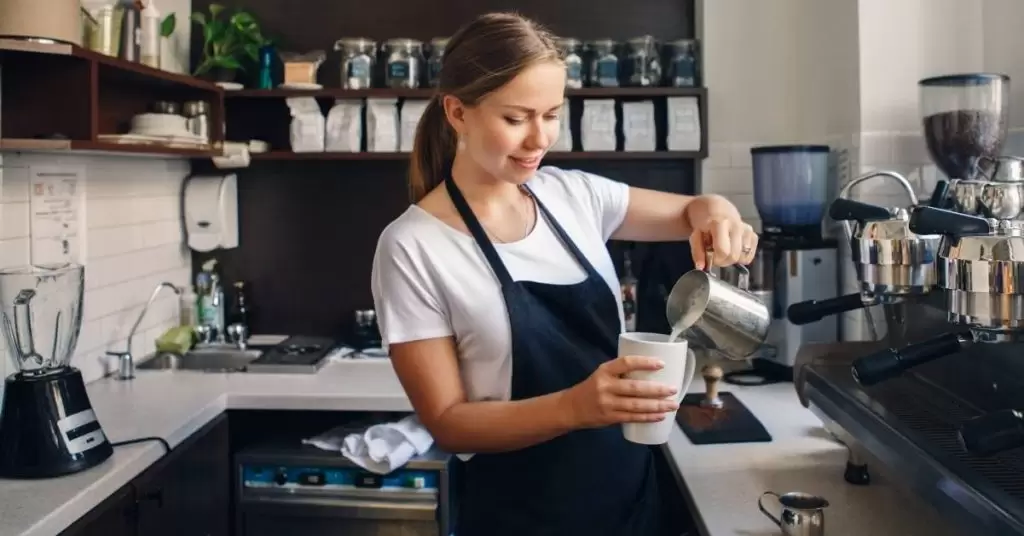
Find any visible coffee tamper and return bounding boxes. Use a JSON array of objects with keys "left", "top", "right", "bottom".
[{"left": 701, "top": 364, "right": 724, "bottom": 409}]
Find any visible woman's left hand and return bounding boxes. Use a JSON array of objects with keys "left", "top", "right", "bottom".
[{"left": 683, "top": 194, "right": 758, "bottom": 270}]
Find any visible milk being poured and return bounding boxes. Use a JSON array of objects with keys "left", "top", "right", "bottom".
[{"left": 668, "top": 327, "right": 685, "bottom": 343}]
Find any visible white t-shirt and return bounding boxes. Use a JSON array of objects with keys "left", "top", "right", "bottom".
[{"left": 370, "top": 166, "right": 631, "bottom": 406}]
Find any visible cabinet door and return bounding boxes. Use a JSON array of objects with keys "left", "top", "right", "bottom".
[
  {"left": 134, "top": 414, "right": 231, "bottom": 536},
  {"left": 59, "top": 484, "right": 137, "bottom": 536}
]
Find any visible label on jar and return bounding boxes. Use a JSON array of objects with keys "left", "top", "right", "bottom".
[
  {"left": 388, "top": 61, "right": 410, "bottom": 82},
  {"left": 672, "top": 57, "right": 697, "bottom": 87},
  {"left": 348, "top": 58, "right": 371, "bottom": 85}
]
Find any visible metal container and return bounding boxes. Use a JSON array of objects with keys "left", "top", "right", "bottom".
[
  {"left": 758, "top": 491, "right": 828, "bottom": 536},
  {"left": 183, "top": 101, "right": 210, "bottom": 142},
  {"left": 666, "top": 257, "right": 771, "bottom": 360},
  {"left": 946, "top": 179, "right": 1024, "bottom": 219}
]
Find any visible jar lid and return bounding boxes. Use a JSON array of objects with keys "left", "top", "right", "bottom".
[{"left": 385, "top": 38, "right": 423, "bottom": 49}]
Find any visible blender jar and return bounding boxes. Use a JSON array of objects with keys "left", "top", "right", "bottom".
[
  {"left": 751, "top": 145, "right": 831, "bottom": 230},
  {"left": 0, "top": 264, "right": 84, "bottom": 377},
  {"left": 919, "top": 73, "right": 1009, "bottom": 180}
]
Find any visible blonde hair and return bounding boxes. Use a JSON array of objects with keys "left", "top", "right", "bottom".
[{"left": 408, "top": 12, "right": 562, "bottom": 202}]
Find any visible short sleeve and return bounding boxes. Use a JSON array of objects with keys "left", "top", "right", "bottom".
[
  {"left": 558, "top": 168, "right": 631, "bottom": 240},
  {"left": 370, "top": 226, "right": 453, "bottom": 349}
]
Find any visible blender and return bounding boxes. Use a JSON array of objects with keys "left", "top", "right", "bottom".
[
  {"left": 724, "top": 145, "right": 839, "bottom": 384},
  {"left": 0, "top": 263, "right": 113, "bottom": 478},
  {"left": 920, "top": 73, "right": 1012, "bottom": 209}
]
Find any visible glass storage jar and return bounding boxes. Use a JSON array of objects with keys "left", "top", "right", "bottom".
[
  {"left": 626, "top": 35, "right": 661, "bottom": 87},
  {"left": 383, "top": 38, "right": 424, "bottom": 89},
  {"left": 666, "top": 39, "right": 699, "bottom": 87},
  {"left": 427, "top": 37, "right": 448, "bottom": 87},
  {"left": 333, "top": 37, "right": 377, "bottom": 89},
  {"left": 557, "top": 37, "right": 585, "bottom": 89},
  {"left": 587, "top": 39, "right": 620, "bottom": 87}
]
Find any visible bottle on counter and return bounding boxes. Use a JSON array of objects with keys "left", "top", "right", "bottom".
[
  {"left": 179, "top": 285, "right": 197, "bottom": 327},
  {"left": 230, "top": 281, "right": 249, "bottom": 327},
  {"left": 620, "top": 245, "right": 638, "bottom": 332},
  {"left": 140, "top": 0, "right": 161, "bottom": 68},
  {"left": 196, "top": 258, "right": 225, "bottom": 339}
]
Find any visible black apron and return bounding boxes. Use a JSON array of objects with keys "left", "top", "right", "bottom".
[{"left": 445, "top": 177, "right": 663, "bottom": 536}]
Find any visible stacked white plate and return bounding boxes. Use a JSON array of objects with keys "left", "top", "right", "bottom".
[{"left": 130, "top": 113, "right": 193, "bottom": 137}]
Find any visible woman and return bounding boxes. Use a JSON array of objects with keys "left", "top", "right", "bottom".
[{"left": 371, "top": 12, "right": 757, "bottom": 536}]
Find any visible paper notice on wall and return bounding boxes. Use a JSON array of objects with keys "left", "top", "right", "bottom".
[{"left": 29, "top": 166, "right": 87, "bottom": 266}]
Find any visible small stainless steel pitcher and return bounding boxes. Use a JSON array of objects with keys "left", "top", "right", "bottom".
[
  {"left": 758, "top": 491, "right": 828, "bottom": 536},
  {"left": 665, "top": 246, "right": 771, "bottom": 360}
]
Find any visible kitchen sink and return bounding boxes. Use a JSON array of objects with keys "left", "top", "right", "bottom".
[{"left": 137, "top": 347, "right": 263, "bottom": 372}]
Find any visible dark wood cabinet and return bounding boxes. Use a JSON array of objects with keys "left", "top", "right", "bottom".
[
  {"left": 134, "top": 414, "right": 231, "bottom": 536},
  {"left": 59, "top": 414, "right": 231, "bottom": 536},
  {"left": 59, "top": 484, "right": 138, "bottom": 536}
]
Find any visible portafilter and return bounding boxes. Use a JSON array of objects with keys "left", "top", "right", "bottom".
[
  {"left": 851, "top": 206, "right": 1024, "bottom": 386},
  {"left": 787, "top": 170, "right": 941, "bottom": 327}
]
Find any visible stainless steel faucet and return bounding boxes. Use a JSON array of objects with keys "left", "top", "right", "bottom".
[{"left": 107, "top": 281, "right": 181, "bottom": 380}]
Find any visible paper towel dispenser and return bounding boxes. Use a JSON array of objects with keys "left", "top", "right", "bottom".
[{"left": 183, "top": 174, "right": 239, "bottom": 252}]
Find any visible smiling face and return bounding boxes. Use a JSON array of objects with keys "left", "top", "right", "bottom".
[{"left": 444, "top": 61, "right": 566, "bottom": 184}]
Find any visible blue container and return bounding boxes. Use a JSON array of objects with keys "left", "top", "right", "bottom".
[{"left": 751, "top": 145, "right": 831, "bottom": 227}]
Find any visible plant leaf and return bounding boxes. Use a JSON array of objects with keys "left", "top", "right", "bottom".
[
  {"left": 242, "top": 43, "right": 259, "bottom": 62},
  {"left": 230, "top": 11, "right": 257, "bottom": 29},
  {"left": 208, "top": 3, "right": 225, "bottom": 19},
  {"left": 160, "top": 13, "right": 176, "bottom": 37},
  {"left": 190, "top": 12, "right": 207, "bottom": 28}
]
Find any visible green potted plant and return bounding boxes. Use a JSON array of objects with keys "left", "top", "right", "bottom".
[{"left": 191, "top": 3, "right": 266, "bottom": 82}]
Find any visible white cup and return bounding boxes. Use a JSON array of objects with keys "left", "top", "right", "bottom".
[{"left": 618, "top": 332, "right": 696, "bottom": 445}]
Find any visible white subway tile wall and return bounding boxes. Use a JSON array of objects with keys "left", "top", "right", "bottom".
[{"left": 0, "top": 154, "right": 191, "bottom": 398}]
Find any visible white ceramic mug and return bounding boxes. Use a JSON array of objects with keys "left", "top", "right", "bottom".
[{"left": 618, "top": 332, "right": 696, "bottom": 445}]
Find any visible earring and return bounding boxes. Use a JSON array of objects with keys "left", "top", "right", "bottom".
[{"left": 457, "top": 136, "right": 466, "bottom": 151}]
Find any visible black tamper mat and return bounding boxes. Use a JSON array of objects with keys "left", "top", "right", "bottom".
[{"left": 676, "top": 364, "right": 772, "bottom": 445}]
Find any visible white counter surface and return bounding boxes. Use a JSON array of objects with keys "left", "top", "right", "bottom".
[{"left": 0, "top": 358, "right": 958, "bottom": 536}]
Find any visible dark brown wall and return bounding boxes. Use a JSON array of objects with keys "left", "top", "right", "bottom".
[
  {"left": 190, "top": 0, "right": 695, "bottom": 86},
  {"left": 190, "top": 0, "right": 699, "bottom": 339}
]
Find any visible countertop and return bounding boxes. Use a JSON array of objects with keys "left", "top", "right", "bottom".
[{"left": 0, "top": 357, "right": 959, "bottom": 536}]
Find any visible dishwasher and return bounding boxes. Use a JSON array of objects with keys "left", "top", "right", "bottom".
[{"left": 235, "top": 436, "right": 456, "bottom": 536}]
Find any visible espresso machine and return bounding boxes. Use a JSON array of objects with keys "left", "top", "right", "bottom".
[
  {"left": 798, "top": 73, "right": 1024, "bottom": 535},
  {"left": 0, "top": 263, "right": 113, "bottom": 478},
  {"left": 740, "top": 145, "right": 839, "bottom": 383},
  {"left": 785, "top": 170, "right": 943, "bottom": 348}
]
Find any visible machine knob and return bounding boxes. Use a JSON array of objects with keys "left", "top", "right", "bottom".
[{"left": 273, "top": 470, "right": 288, "bottom": 486}]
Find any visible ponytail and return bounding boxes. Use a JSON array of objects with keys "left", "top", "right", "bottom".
[{"left": 409, "top": 96, "right": 456, "bottom": 203}]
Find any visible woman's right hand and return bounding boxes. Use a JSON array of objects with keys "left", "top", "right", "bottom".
[{"left": 563, "top": 355, "right": 680, "bottom": 429}]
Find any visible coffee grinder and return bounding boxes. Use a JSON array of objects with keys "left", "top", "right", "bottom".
[
  {"left": 0, "top": 263, "right": 113, "bottom": 478},
  {"left": 727, "top": 145, "right": 839, "bottom": 384}
]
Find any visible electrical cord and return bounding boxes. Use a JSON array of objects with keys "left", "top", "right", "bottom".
[{"left": 111, "top": 436, "right": 171, "bottom": 453}]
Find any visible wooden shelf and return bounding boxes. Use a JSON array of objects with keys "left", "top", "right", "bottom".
[
  {"left": 0, "top": 138, "right": 221, "bottom": 158},
  {"left": 225, "top": 86, "right": 706, "bottom": 99},
  {"left": 0, "top": 39, "right": 225, "bottom": 158},
  {"left": 249, "top": 150, "right": 700, "bottom": 161}
]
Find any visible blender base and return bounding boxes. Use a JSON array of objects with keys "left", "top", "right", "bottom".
[{"left": 0, "top": 367, "right": 113, "bottom": 478}]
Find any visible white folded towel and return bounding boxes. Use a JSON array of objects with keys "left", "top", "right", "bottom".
[{"left": 302, "top": 415, "right": 434, "bottom": 475}]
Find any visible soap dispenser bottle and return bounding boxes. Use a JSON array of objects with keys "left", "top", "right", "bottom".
[{"left": 197, "top": 259, "right": 222, "bottom": 334}]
